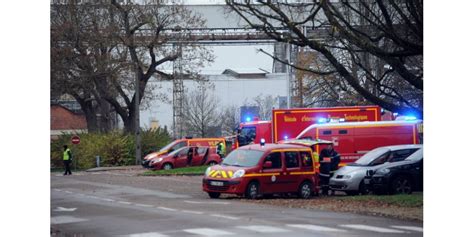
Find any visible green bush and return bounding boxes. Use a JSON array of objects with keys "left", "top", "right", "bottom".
[{"left": 51, "top": 128, "right": 171, "bottom": 169}]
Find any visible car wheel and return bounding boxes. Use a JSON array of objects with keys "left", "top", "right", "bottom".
[
  {"left": 391, "top": 176, "right": 413, "bottom": 194},
  {"left": 208, "top": 192, "right": 221, "bottom": 199},
  {"left": 298, "top": 181, "right": 313, "bottom": 199},
  {"left": 245, "top": 181, "right": 259, "bottom": 199},
  {"left": 358, "top": 181, "right": 369, "bottom": 195},
  {"left": 163, "top": 163, "right": 173, "bottom": 170},
  {"left": 208, "top": 161, "right": 217, "bottom": 166}
]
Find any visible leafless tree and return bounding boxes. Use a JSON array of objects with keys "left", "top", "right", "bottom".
[
  {"left": 220, "top": 105, "right": 240, "bottom": 136},
  {"left": 226, "top": 0, "right": 423, "bottom": 115},
  {"left": 182, "top": 82, "right": 221, "bottom": 138}
]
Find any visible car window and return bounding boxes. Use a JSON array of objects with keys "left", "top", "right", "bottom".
[
  {"left": 222, "top": 149, "right": 264, "bottom": 167},
  {"left": 178, "top": 147, "right": 190, "bottom": 156},
  {"left": 354, "top": 147, "right": 390, "bottom": 166},
  {"left": 264, "top": 152, "right": 282, "bottom": 169},
  {"left": 369, "top": 152, "right": 390, "bottom": 166},
  {"left": 197, "top": 147, "right": 207, "bottom": 154},
  {"left": 284, "top": 151, "right": 299, "bottom": 168},
  {"left": 300, "top": 151, "right": 313, "bottom": 167},
  {"left": 388, "top": 148, "right": 419, "bottom": 162}
]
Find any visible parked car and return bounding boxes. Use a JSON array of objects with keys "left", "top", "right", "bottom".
[
  {"left": 142, "top": 137, "right": 225, "bottom": 168},
  {"left": 149, "top": 146, "right": 222, "bottom": 170},
  {"left": 329, "top": 145, "right": 423, "bottom": 195},
  {"left": 202, "top": 142, "right": 320, "bottom": 199},
  {"left": 365, "top": 150, "right": 423, "bottom": 195}
]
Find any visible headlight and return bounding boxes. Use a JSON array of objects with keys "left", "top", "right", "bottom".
[
  {"left": 151, "top": 158, "right": 163, "bottom": 164},
  {"left": 377, "top": 168, "right": 391, "bottom": 174},
  {"left": 343, "top": 174, "right": 352, "bottom": 179},
  {"left": 205, "top": 167, "right": 212, "bottom": 176},
  {"left": 145, "top": 153, "right": 158, "bottom": 161},
  {"left": 232, "top": 169, "right": 245, "bottom": 179}
]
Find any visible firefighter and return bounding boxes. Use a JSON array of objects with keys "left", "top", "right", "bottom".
[
  {"left": 63, "top": 145, "right": 72, "bottom": 175},
  {"left": 319, "top": 144, "right": 340, "bottom": 195},
  {"left": 217, "top": 142, "right": 226, "bottom": 159}
]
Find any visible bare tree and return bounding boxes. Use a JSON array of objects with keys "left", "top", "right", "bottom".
[
  {"left": 226, "top": 0, "right": 423, "bottom": 115},
  {"left": 220, "top": 105, "right": 240, "bottom": 136},
  {"left": 182, "top": 82, "right": 221, "bottom": 138}
]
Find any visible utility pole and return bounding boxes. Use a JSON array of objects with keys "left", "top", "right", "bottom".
[{"left": 135, "top": 65, "right": 141, "bottom": 165}]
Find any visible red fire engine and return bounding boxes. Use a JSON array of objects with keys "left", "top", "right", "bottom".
[
  {"left": 237, "top": 106, "right": 382, "bottom": 147},
  {"left": 296, "top": 119, "right": 423, "bottom": 165}
]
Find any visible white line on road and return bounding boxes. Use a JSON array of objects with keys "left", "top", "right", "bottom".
[
  {"left": 51, "top": 216, "right": 88, "bottom": 225},
  {"left": 287, "top": 224, "right": 346, "bottom": 232},
  {"left": 100, "top": 198, "right": 116, "bottom": 202},
  {"left": 391, "top": 226, "right": 423, "bottom": 232},
  {"left": 184, "top": 200, "right": 229, "bottom": 205},
  {"left": 118, "top": 201, "right": 132, "bottom": 205},
  {"left": 183, "top": 228, "right": 234, "bottom": 236},
  {"left": 64, "top": 191, "right": 73, "bottom": 194},
  {"left": 237, "top": 225, "right": 289, "bottom": 233},
  {"left": 210, "top": 214, "right": 240, "bottom": 220},
  {"left": 156, "top": 206, "right": 177, "bottom": 212},
  {"left": 180, "top": 210, "right": 204, "bottom": 215},
  {"left": 134, "top": 203, "right": 154, "bottom": 208},
  {"left": 53, "top": 189, "right": 62, "bottom": 192},
  {"left": 123, "top": 232, "right": 169, "bottom": 237},
  {"left": 340, "top": 224, "right": 405, "bottom": 233},
  {"left": 53, "top": 207, "right": 77, "bottom": 212}
]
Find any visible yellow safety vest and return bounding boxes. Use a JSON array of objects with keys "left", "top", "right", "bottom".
[{"left": 63, "top": 148, "right": 71, "bottom": 161}]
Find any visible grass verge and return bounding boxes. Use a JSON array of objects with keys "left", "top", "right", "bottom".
[
  {"left": 142, "top": 165, "right": 208, "bottom": 176},
  {"left": 334, "top": 193, "right": 423, "bottom": 208}
]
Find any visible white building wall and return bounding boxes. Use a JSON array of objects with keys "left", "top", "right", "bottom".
[{"left": 140, "top": 73, "right": 289, "bottom": 129}]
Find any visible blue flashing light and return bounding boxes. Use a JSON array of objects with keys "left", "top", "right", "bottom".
[
  {"left": 260, "top": 138, "right": 266, "bottom": 146},
  {"left": 284, "top": 135, "right": 288, "bottom": 140},
  {"left": 245, "top": 117, "right": 251, "bottom": 122},
  {"left": 404, "top": 115, "right": 417, "bottom": 121},
  {"left": 317, "top": 118, "right": 327, "bottom": 124}
]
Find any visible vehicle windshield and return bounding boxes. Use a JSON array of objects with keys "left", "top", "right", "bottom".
[
  {"left": 238, "top": 126, "right": 256, "bottom": 146},
  {"left": 352, "top": 147, "right": 390, "bottom": 166},
  {"left": 222, "top": 149, "right": 264, "bottom": 167},
  {"left": 158, "top": 141, "right": 178, "bottom": 152},
  {"left": 168, "top": 147, "right": 188, "bottom": 156},
  {"left": 405, "top": 148, "right": 423, "bottom": 161}
]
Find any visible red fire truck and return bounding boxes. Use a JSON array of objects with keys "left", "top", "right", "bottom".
[
  {"left": 296, "top": 119, "right": 423, "bottom": 165},
  {"left": 237, "top": 105, "right": 382, "bottom": 147}
]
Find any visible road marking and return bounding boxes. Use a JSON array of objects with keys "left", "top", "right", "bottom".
[
  {"left": 287, "top": 224, "right": 346, "bottom": 232},
  {"left": 340, "top": 224, "right": 405, "bottom": 233},
  {"left": 124, "top": 232, "right": 169, "bottom": 237},
  {"left": 238, "top": 225, "right": 289, "bottom": 233},
  {"left": 180, "top": 210, "right": 204, "bottom": 215},
  {"left": 134, "top": 203, "right": 153, "bottom": 208},
  {"left": 64, "top": 191, "right": 73, "bottom": 194},
  {"left": 156, "top": 206, "right": 177, "bottom": 212},
  {"left": 101, "top": 198, "right": 116, "bottom": 202},
  {"left": 118, "top": 201, "right": 132, "bottom": 205},
  {"left": 210, "top": 214, "right": 240, "bottom": 220},
  {"left": 391, "top": 226, "right": 423, "bottom": 232},
  {"left": 53, "top": 207, "right": 77, "bottom": 212},
  {"left": 51, "top": 216, "right": 87, "bottom": 225},
  {"left": 53, "top": 189, "right": 62, "bottom": 192},
  {"left": 184, "top": 200, "right": 229, "bottom": 205},
  {"left": 183, "top": 228, "right": 234, "bottom": 236}
]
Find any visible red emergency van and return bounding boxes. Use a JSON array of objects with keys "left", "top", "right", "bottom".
[
  {"left": 237, "top": 106, "right": 382, "bottom": 147},
  {"left": 142, "top": 137, "right": 225, "bottom": 168},
  {"left": 202, "top": 142, "right": 326, "bottom": 199},
  {"left": 296, "top": 119, "right": 423, "bottom": 165}
]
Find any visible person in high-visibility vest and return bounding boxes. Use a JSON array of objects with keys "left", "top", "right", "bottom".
[
  {"left": 63, "top": 145, "right": 73, "bottom": 175},
  {"left": 319, "top": 144, "right": 340, "bottom": 195},
  {"left": 216, "top": 142, "right": 226, "bottom": 159}
]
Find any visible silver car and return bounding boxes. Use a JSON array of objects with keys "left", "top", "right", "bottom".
[{"left": 329, "top": 144, "right": 423, "bottom": 195}]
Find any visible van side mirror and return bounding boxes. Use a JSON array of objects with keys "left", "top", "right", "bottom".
[{"left": 263, "top": 161, "right": 273, "bottom": 169}]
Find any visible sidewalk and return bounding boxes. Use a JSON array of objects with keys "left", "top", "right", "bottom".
[{"left": 86, "top": 165, "right": 142, "bottom": 172}]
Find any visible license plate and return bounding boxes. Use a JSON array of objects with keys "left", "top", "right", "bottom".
[{"left": 210, "top": 181, "right": 224, "bottom": 186}]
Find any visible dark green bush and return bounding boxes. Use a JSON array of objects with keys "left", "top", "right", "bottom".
[{"left": 51, "top": 128, "right": 171, "bottom": 169}]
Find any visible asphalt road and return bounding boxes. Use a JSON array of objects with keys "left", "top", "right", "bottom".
[{"left": 51, "top": 170, "right": 423, "bottom": 237}]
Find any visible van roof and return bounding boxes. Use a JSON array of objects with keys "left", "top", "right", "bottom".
[{"left": 239, "top": 143, "right": 312, "bottom": 151}]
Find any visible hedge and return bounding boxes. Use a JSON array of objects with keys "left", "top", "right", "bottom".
[{"left": 51, "top": 128, "right": 171, "bottom": 169}]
